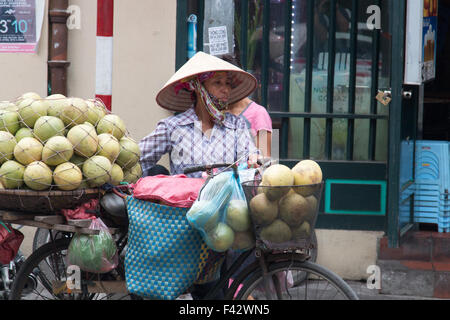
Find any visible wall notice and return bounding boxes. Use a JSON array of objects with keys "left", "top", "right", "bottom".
[
  {"left": 0, "top": 0, "right": 45, "bottom": 53},
  {"left": 208, "top": 26, "right": 229, "bottom": 56}
]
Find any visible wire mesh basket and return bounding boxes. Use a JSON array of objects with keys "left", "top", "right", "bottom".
[
  {"left": 242, "top": 179, "right": 324, "bottom": 252},
  {"left": 0, "top": 95, "right": 143, "bottom": 209}
]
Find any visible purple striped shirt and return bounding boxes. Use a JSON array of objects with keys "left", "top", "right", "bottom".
[{"left": 139, "top": 107, "right": 259, "bottom": 178}]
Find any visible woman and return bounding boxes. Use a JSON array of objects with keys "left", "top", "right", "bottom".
[
  {"left": 139, "top": 52, "right": 261, "bottom": 178},
  {"left": 139, "top": 52, "right": 261, "bottom": 299}
]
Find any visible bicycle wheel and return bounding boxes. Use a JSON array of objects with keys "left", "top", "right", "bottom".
[
  {"left": 9, "top": 237, "right": 133, "bottom": 300},
  {"left": 235, "top": 260, "right": 358, "bottom": 300},
  {"left": 32, "top": 228, "right": 63, "bottom": 252}
]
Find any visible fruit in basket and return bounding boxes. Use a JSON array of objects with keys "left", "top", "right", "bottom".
[
  {"left": 0, "top": 101, "right": 18, "bottom": 112},
  {"left": 17, "top": 92, "right": 41, "bottom": 104},
  {"left": 0, "top": 160, "right": 25, "bottom": 189},
  {"left": 261, "top": 164, "right": 294, "bottom": 201},
  {"left": 42, "top": 136, "right": 74, "bottom": 166},
  {"left": 33, "top": 116, "right": 65, "bottom": 142},
  {"left": 205, "top": 222, "right": 235, "bottom": 252},
  {"left": 0, "top": 131, "right": 17, "bottom": 164},
  {"left": 17, "top": 99, "right": 48, "bottom": 128},
  {"left": 46, "top": 94, "right": 70, "bottom": 117},
  {"left": 97, "top": 134, "right": 120, "bottom": 163},
  {"left": 305, "top": 195, "right": 318, "bottom": 222},
  {"left": 292, "top": 160, "right": 322, "bottom": 197},
  {"left": 15, "top": 127, "right": 33, "bottom": 142},
  {"left": 226, "top": 199, "right": 251, "bottom": 232},
  {"left": 61, "top": 98, "right": 89, "bottom": 128},
  {"left": 291, "top": 221, "right": 311, "bottom": 239},
  {"left": 23, "top": 161, "right": 53, "bottom": 191},
  {"left": 86, "top": 100, "right": 107, "bottom": 126},
  {"left": 260, "top": 219, "right": 292, "bottom": 244},
  {"left": 67, "top": 123, "right": 99, "bottom": 158},
  {"left": 82, "top": 155, "right": 112, "bottom": 187},
  {"left": 279, "top": 191, "right": 310, "bottom": 227},
  {"left": 122, "top": 162, "right": 142, "bottom": 184},
  {"left": 0, "top": 110, "right": 20, "bottom": 135},
  {"left": 97, "top": 114, "right": 127, "bottom": 140},
  {"left": 13, "top": 137, "right": 43, "bottom": 165},
  {"left": 232, "top": 230, "right": 255, "bottom": 251},
  {"left": 53, "top": 162, "right": 83, "bottom": 191},
  {"left": 249, "top": 193, "right": 278, "bottom": 226},
  {"left": 110, "top": 164, "right": 124, "bottom": 186},
  {"left": 115, "top": 137, "right": 140, "bottom": 170}
]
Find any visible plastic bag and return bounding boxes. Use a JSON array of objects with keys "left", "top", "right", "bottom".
[
  {"left": 186, "top": 170, "right": 255, "bottom": 252},
  {"left": 0, "top": 222, "right": 24, "bottom": 264},
  {"left": 68, "top": 218, "right": 118, "bottom": 273}
]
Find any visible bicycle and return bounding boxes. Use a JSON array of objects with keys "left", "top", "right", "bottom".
[{"left": 8, "top": 163, "right": 358, "bottom": 300}]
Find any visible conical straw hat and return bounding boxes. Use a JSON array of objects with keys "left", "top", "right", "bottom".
[{"left": 156, "top": 51, "right": 257, "bottom": 112}]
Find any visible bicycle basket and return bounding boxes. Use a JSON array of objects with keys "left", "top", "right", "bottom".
[{"left": 241, "top": 179, "right": 324, "bottom": 252}]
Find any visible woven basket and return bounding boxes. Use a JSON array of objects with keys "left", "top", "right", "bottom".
[{"left": 0, "top": 188, "right": 102, "bottom": 214}]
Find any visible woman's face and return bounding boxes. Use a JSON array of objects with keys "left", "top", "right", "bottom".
[{"left": 203, "top": 72, "right": 232, "bottom": 102}]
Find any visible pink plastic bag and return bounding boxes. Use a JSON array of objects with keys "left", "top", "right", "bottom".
[
  {"left": 61, "top": 199, "right": 98, "bottom": 221},
  {"left": 132, "top": 175, "right": 206, "bottom": 208},
  {"left": 0, "top": 223, "right": 24, "bottom": 264}
]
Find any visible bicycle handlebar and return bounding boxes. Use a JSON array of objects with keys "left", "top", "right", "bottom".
[{"left": 183, "top": 163, "right": 234, "bottom": 175}]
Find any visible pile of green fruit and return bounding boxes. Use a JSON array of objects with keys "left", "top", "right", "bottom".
[
  {"left": 0, "top": 92, "right": 142, "bottom": 191},
  {"left": 249, "top": 160, "right": 323, "bottom": 245}
]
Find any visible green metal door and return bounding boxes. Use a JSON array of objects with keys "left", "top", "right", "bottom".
[{"left": 176, "top": 0, "right": 412, "bottom": 243}]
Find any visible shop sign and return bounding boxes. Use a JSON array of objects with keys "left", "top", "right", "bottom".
[{"left": 0, "top": 0, "right": 45, "bottom": 53}]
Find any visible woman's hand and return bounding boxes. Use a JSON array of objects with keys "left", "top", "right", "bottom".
[{"left": 247, "top": 154, "right": 263, "bottom": 168}]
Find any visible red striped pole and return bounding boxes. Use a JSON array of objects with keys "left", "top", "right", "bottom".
[{"left": 96, "top": 0, "right": 114, "bottom": 111}]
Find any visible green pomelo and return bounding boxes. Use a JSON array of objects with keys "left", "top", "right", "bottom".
[
  {"left": 16, "top": 92, "right": 41, "bottom": 105},
  {"left": 61, "top": 98, "right": 88, "bottom": 128},
  {"left": 33, "top": 116, "right": 65, "bottom": 142},
  {"left": 291, "top": 221, "right": 311, "bottom": 240},
  {"left": 0, "top": 131, "right": 17, "bottom": 164},
  {"left": 70, "top": 154, "right": 87, "bottom": 169},
  {"left": 122, "top": 162, "right": 142, "bottom": 184},
  {"left": 231, "top": 230, "right": 255, "bottom": 251},
  {"left": 292, "top": 160, "right": 323, "bottom": 197},
  {"left": 97, "top": 114, "right": 126, "bottom": 140},
  {"left": 13, "top": 137, "right": 43, "bottom": 165},
  {"left": 15, "top": 127, "right": 34, "bottom": 142},
  {"left": 226, "top": 199, "right": 251, "bottom": 232},
  {"left": 42, "top": 136, "right": 74, "bottom": 166},
  {"left": 53, "top": 162, "right": 82, "bottom": 191},
  {"left": 305, "top": 195, "right": 318, "bottom": 223},
  {"left": 0, "top": 101, "right": 18, "bottom": 112},
  {"left": 110, "top": 164, "right": 124, "bottom": 186},
  {"left": 115, "top": 137, "right": 141, "bottom": 170},
  {"left": 205, "top": 222, "right": 235, "bottom": 252},
  {"left": 67, "top": 124, "right": 99, "bottom": 157},
  {"left": 86, "top": 100, "right": 107, "bottom": 126},
  {"left": 23, "top": 161, "right": 53, "bottom": 191},
  {"left": 0, "top": 110, "right": 20, "bottom": 135},
  {"left": 279, "top": 192, "right": 310, "bottom": 227},
  {"left": 249, "top": 193, "right": 278, "bottom": 226},
  {"left": 0, "top": 160, "right": 25, "bottom": 189},
  {"left": 97, "top": 133, "right": 120, "bottom": 163},
  {"left": 261, "top": 164, "right": 294, "bottom": 201},
  {"left": 82, "top": 155, "right": 112, "bottom": 188},
  {"left": 46, "top": 94, "right": 70, "bottom": 118},
  {"left": 17, "top": 99, "right": 48, "bottom": 128},
  {"left": 260, "top": 219, "right": 292, "bottom": 244}
]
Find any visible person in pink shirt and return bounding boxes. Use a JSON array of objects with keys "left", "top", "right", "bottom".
[{"left": 221, "top": 55, "right": 273, "bottom": 158}]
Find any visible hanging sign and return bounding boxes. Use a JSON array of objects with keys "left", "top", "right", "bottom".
[
  {"left": 404, "top": 0, "right": 438, "bottom": 84},
  {"left": 208, "top": 26, "right": 229, "bottom": 56},
  {"left": 0, "top": 0, "right": 45, "bottom": 53}
]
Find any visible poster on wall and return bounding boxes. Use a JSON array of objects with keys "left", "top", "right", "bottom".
[
  {"left": 0, "top": 0, "right": 45, "bottom": 53},
  {"left": 422, "top": 0, "right": 438, "bottom": 82}
]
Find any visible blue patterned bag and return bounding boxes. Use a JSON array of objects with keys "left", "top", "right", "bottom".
[{"left": 125, "top": 196, "right": 223, "bottom": 300}]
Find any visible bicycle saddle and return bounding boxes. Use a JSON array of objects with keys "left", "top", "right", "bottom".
[{"left": 100, "top": 192, "right": 128, "bottom": 218}]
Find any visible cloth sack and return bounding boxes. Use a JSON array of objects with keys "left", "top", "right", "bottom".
[
  {"left": 132, "top": 175, "right": 205, "bottom": 208},
  {"left": 0, "top": 223, "right": 24, "bottom": 265}
]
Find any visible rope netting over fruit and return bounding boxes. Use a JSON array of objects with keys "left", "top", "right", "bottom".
[{"left": 0, "top": 94, "right": 143, "bottom": 193}]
